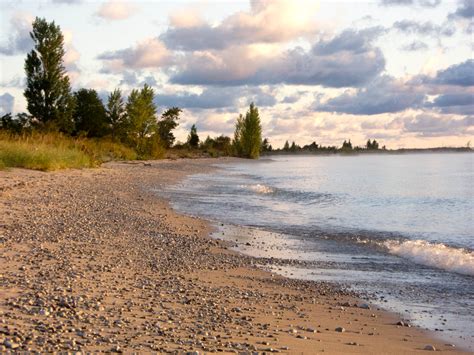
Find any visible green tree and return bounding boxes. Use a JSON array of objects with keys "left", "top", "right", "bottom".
[
  {"left": 106, "top": 88, "right": 126, "bottom": 140},
  {"left": 126, "top": 84, "right": 158, "bottom": 155},
  {"left": 158, "top": 107, "right": 181, "bottom": 148},
  {"left": 73, "top": 89, "right": 108, "bottom": 137},
  {"left": 24, "top": 17, "right": 75, "bottom": 133},
  {"left": 236, "top": 103, "right": 262, "bottom": 159},
  {"left": 283, "top": 140, "right": 290, "bottom": 151},
  {"left": 233, "top": 113, "right": 244, "bottom": 155},
  {"left": 0, "top": 113, "right": 32, "bottom": 134},
  {"left": 187, "top": 124, "right": 199, "bottom": 148}
]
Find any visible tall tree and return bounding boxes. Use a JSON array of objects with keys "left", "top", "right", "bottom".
[
  {"left": 158, "top": 107, "right": 181, "bottom": 148},
  {"left": 126, "top": 84, "right": 158, "bottom": 154},
  {"left": 234, "top": 103, "right": 262, "bottom": 159},
  {"left": 187, "top": 124, "right": 199, "bottom": 148},
  {"left": 24, "top": 17, "right": 74, "bottom": 133},
  {"left": 73, "top": 89, "right": 107, "bottom": 137},
  {"left": 233, "top": 113, "right": 244, "bottom": 156},
  {"left": 283, "top": 140, "right": 290, "bottom": 151},
  {"left": 106, "top": 88, "right": 126, "bottom": 139}
]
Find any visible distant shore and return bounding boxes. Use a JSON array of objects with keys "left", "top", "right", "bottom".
[{"left": 0, "top": 159, "right": 466, "bottom": 353}]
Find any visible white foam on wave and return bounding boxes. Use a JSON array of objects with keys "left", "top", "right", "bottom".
[
  {"left": 242, "top": 184, "right": 275, "bottom": 194},
  {"left": 383, "top": 239, "right": 474, "bottom": 276}
]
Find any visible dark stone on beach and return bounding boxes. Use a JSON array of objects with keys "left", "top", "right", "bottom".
[
  {"left": 397, "top": 321, "right": 405, "bottom": 327},
  {"left": 424, "top": 345, "right": 436, "bottom": 351},
  {"left": 335, "top": 327, "right": 345, "bottom": 333}
]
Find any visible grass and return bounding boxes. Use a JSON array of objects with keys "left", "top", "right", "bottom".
[{"left": 0, "top": 132, "right": 137, "bottom": 171}]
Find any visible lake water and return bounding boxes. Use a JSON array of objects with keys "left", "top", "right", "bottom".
[{"left": 160, "top": 153, "right": 474, "bottom": 349}]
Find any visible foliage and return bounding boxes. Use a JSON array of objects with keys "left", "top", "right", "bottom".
[
  {"left": 0, "top": 113, "right": 33, "bottom": 134},
  {"left": 366, "top": 139, "right": 379, "bottom": 150},
  {"left": 0, "top": 131, "right": 137, "bottom": 171},
  {"left": 158, "top": 107, "right": 181, "bottom": 148},
  {"left": 106, "top": 88, "right": 127, "bottom": 139},
  {"left": 73, "top": 89, "right": 108, "bottom": 137},
  {"left": 261, "top": 137, "right": 272, "bottom": 152},
  {"left": 341, "top": 140, "right": 353, "bottom": 150},
  {"left": 24, "top": 17, "right": 75, "bottom": 133},
  {"left": 234, "top": 103, "right": 262, "bottom": 159},
  {"left": 187, "top": 124, "right": 199, "bottom": 148},
  {"left": 125, "top": 84, "right": 160, "bottom": 156},
  {"left": 201, "top": 135, "right": 234, "bottom": 157}
]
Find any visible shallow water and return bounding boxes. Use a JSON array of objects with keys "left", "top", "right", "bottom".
[{"left": 159, "top": 153, "right": 474, "bottom": 349}]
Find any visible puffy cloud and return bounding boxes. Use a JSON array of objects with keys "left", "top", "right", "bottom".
[
  {"left": 432, "top": 59, "right": 474, "bottom": 87},
  {"left": 171, "top": 28, "right": 385, "bottom": 87},
  {"left": 426, "top": 93, "right": 474, "bottom": 115},
  {"left": 393, "top": 20, "right": 455, "bottom": 37},
  {"left": 161, "top": 0, "right": 319, "bottom": 51},
  {"left": 96, "top": 1, "right": 138, "bottom": 21},
  {"left": 398, "top": 114, "right": 473, "bottom": 137},
  {"left": 154, "top": 87, "right": 276, "bottom": 109},
  {"left": 0, "top": 93, "right": 15, "bottom": 115},
  {"left": 316, "top": 76, "right": 425, "bottom": 115},
  {"left": 0, "top": 12, "right": 33, "bottom": 55},
  {"left": 450, "top": 0, "right": 474, "bottom": 19},
  {"left": 98, "top": 38, "right": 172, "bottom": 72}
]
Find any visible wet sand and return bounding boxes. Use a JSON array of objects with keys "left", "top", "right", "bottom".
[{"left": 0, "top": 159, "right": 465, "bottom": 353}]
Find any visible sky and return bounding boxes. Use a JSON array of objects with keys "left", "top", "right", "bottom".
[{"left": 0, "top": 0, "right": 473, "bottom": 148}]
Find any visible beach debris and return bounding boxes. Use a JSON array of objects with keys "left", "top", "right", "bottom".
[
  {"left": 335, "top": 327, "right": 346, "bottom": 333},
  {"left": 424, "top": 344, "right": 436, "bottom": 351}
]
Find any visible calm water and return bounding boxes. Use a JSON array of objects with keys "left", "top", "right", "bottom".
[{"left": 160, "top": 153, "right": 474, "bottom": 348}]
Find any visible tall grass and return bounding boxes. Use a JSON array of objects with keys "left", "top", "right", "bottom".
[{"left": 0, "top": 132, "right": 137, "bottom": 171}]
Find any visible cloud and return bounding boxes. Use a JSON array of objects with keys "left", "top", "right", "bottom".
[
  {"left": 432, "top": 59, "right": 474, "bottom": 87},
  {"left": 51, "top": 0, "right": 82, "bottom": 4},
  {"left": 450, "top": 0, "right": 474, "bottom": 19},
  {"left": 399, "top": 114, "right": 473, "bottom": 137},
  {"left": 380, "top": 0, "right": 441, "bottom": 7},
  {"left": 153, "top": 87, "right": 276, "bottom": 109},
  {"left": 393, "top": 20, "right": 455, "bottom": 37},
  {"left": 161, "top": 0, "right": 319, "bottom": 51},
  {"left": 0, "top": 93, "right": 15, "bottom": 115},
  {"left": 401, "top": 41, "right": 429, "bottom": 51},
  {"left": 96, "top": 1, "right": 138, "bottom": 21},
  {"left": 171, "top": 28, "right": 385, "bottom": 88},
  {"left": 98, "top": 38, "right": 172, "bottom": 72},
  {"left": 317, "top": 76, "right": 425, "bottom": 115},
  {"left": 426, "top": 93, "right": 474, "bottom": 115},
  {"left": 0, "top": 12, "right": 33, "bottom": 55}
]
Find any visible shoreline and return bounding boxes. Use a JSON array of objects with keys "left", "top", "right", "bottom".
[{"left": 0, "top": 159, "right": 466, "bottom": 353}]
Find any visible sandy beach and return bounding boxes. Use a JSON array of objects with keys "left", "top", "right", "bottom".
[{"left": 0, "top": 159, "right": 465, "bottom": 353}]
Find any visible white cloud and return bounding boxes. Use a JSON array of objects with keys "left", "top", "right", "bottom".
[{"left": 96, "top": 1, "right": 138, "bottom": 21}]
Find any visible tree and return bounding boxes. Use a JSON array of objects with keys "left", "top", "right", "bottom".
[
  {"left": 126, "top": 84, "right": 158, "bottom": 155},
  {"left": 158, "top": 107, "right": 181, "bottom": 148},
  {"left": 342, "top": 140, "right": 353, "bottom": 150},
  {"left": 233, "top": 113, "right": 244, "bottom": 155},
  {"left": 283, "top": 140, "right": 290, "bottom": 151},
  {"left": 24, "top": 17, "right": 75, "bottom": 133},
  {"left": 235, "top": 103, "right": 262, "bottom": 159},
  {"left": 261, "top": 138, "right": 272, "bottom": 152},
  {"left": 0, "top": 113, "right": 32, "bottom": 134},
  {"left": 106, "top": 89, "right": 126, "bottom": 139},
  {"left": 73, "top": 89, "right": 107, "bottom": 137},
  {"left": 187, "top": 124, "right": 199, "bottom": 148}
]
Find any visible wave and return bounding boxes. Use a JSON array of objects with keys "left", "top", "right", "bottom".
[
  {"left": 242, "top": 184, "right": 275, "bottom": 194},
  {"left": 383, "top": 239, "right": 474, "bottom": 276}
]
